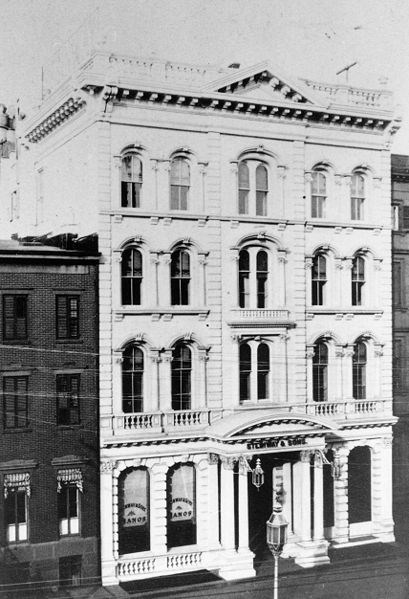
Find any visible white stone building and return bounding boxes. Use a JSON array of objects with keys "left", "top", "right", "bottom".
[{"left": 18, "top": 52, "right": 398, "bottom": 587}]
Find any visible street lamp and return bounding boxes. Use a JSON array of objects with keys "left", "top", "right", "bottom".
[{"left": 266, "top": 501, "right": 288, "bottom": 599}]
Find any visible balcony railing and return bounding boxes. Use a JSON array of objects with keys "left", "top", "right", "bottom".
[
  {"left": 108, "top": 399, "right": 392, "bottom": 435},
  {"left": 117, "top": 551, "right": 203, "bottom": 581}
]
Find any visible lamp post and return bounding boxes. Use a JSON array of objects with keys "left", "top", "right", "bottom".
[{"left": 266, "top": 501, "right": 288, "bottom": 599}]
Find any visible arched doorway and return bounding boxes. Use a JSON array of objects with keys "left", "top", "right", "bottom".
[{"left": 348, "top": 446, "right": 371, "bottom": 527}]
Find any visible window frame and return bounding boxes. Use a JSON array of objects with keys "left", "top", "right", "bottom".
[
  {"left": 350, "top": 173, "right": 365, "bottom": 221},
  {"left": 351, "top": 255, "right": 365, "bottom": 306},
  {"left": 170, "top": 156, "right": 190, "bottom": 211},
  {"left": 239, "top": 340, "right": 272, "bottom": 404},
  {"left": 311, "top": 170, "right": 327, "bottom": 218},
  {"left": 171, "top": 342, "right": 192, "bottom": 410},
  {"left": 5, "top": 488, "right": 28, "bottom": 544},
  {"left": 3, "top": 294, "right": 28, "bottom": 341},
  {"left": 237, "top": 159, "right": 270, "bottom": 217},
  {"left": 167, "top": 463, "right": 197, "bottom": 549},
  {"left": 311, "top": 254, "right": 327, "bottom": 306},
  {"left": 118, "top": 467, "right": 150, "bottom": 555},
  {"left": 122, "top": 344, "right": 144, "bottom": 413},
  {"left": 56, "top": 295, "right": 80, "bottom": 340},
  {"left": 58, "top": 483, "right": 80, "bottom": 536},
  {"left": 238, "top": 246, "right": 271, "bottom": 309},
  {"left": 352, "top": 340, "right": 367, "bottom": 400},
  {"left": 121, "top": 153, "right": 143, "bottom": 209},
  {"left": 56, "top": 373, "right": 80, "bottom": 426},
  {"left": 171, "top": 249, "right": 190, "bottom": 306},
  {"left": 312, "top": 341, "right": 328, "bottom": 402},
  {"left": 3, "top": 375, "right": 28, "bottom": 429},
  {"left": 121, "top": 247, "right": 143, "bottom": 306}
]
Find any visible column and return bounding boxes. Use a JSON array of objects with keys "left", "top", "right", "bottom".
[
  {"left": 278, "top": 334, "right": 289, "bottom": 403},
  {"left": 220, "top": 459, "right": 235, "bottom": 550},
  {"left": 157, "top": 160, "right": 170, "bottom": 212},
  {"left": 149, "top": 349, "right": 161, "bottom": 411},
  {"left": 197, "top": 347, "right": 209, "bottom": 408},
  {"left": 306, "top": 346, "right": 314, "bottom": 404},
  {"left": 198, "top": 162, "right": 208, "bottom": 213},
  {"left": 149, "top": 252, "right": 160, "bottom": 307},
  {"left": 304, "top": 172, "right": 312, "bottom": 218},
  {"left": 341, "top": 259, "right": 352, "bottom": 307},
  {"left": 150, "top": 159, "right": 159, "bottom": 210},
  {"left": 313, "top": 453, "right": 324, "bottom": 541},
  {"left": 335, "top": 345, "right": 345, "bottom": 402},
  {"left": 159, "top": 350, "right": 173, "bottom": 411},
  {"left": 277, "top": 165, "right": 287, "bottom": 218},
  {"left": 196, "top": 458, "right": 210, "bottom": 549},
  {"left": 150, "top": 462, "right": 168, "bottom": 554},
  {"left": 198, "top": 253, "right": 208, "bottom": 307},
  {"left": 158, "top": 253, "right": 171, "bottom": 307},
  {"left": 100, "top": 459, "right": 117, "bottom": 585},
  {"left": 237, "top": 465, "right": 249, "bottom": 551},
  {"left": 343, "top": 345, "right": 354, "bottom": 402},
  {"left": 305, "top": 258, "right": 313, "bottom": 307},
  {"left": 332, "top": 446, "right": 349, "bottom": 544},
  {"left": 373, "top": 344, "right": 384, "bottom": 400},
  {"left": 293, "top": 451, "right": 311, "bottom": 542},
  {"left": 282, "top": 462, "right": 293, "bottom": 534},
  {"left": 372, "top": 439, "right": 395, "bottom": 541},
  {"left": 277, "top": 251, "right": 287, "bottom": 306},
  {"left": 207, "top": 455, "right": 220, "bottom": 549}
]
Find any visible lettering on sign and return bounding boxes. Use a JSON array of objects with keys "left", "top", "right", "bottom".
[
  {"left": 246, "top": 437, "right": 308, "bottom": 450},
  {"left": 123, "top": 502, "right": 147, "bottom": 527},
  {"left": 171, "top": 497, "right": 194, "bottom": 521}
]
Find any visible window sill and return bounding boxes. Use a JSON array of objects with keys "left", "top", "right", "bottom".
[
  {"left": 306, "top": 307, "right": 383, "bottom": 319},
  {"left": 2, "top": 339, "right": 30, "bottom": 345},
  {"left": 3, "top": 428, "right": 32, "bottom": 434},
  {"left": 57, "top": 425, "right": 83, "bottom": 431},
  {"left": 55, "top": 338, "right": 84, "bottom": 344},
  {"left": 115, "top": 308, "right": 209, "bottom": 321}
]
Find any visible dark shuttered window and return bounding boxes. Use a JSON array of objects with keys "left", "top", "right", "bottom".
[
  {"left": 56, "top": 296, "right": 80, "bottom": 339},
  {"left": 57, "top": 374, "right": 80, "bottom": 426},
  {"left": 3, "top": 376, "right": 28, "bottom": 429},
  {"left": 3, "top": 295, "right": 28, "bottom": 340}
]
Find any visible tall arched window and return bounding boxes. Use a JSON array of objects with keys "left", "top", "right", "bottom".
[
  {"left": 311, "top": 171, "right": 326, "bottom": 218},
  {"left": 313, "top": 341, "right": 328, "bottom": 402},
  {"left": 119, "top": 468, "right": 150, "bottom": 554},
  {"left": 257, "top": 343, "right": 270, "bottom": 400},
  {"left": 121, "top": 248, "right": 143, "bottom": 305},
  {"left": 352, "top": 256, "right": 365, "bottom": 306},
  {"left": 239, "top": 343, "right": 251, "bottom": 402},
  {"left": 170, "top": 157, "right": 190, "bottom": 210},
  {"left": 121, "top": 154, "right": 143, "bottom": 208},
  {"left": 171, "top": 249, "right": 190, "bottom": 305},
  {"left": 312, "top": 254, "right": 326, "bottom": 305},
  {"left": 238, "top": 161, "right": 250, "bottom": 214},
  {"left": 238, "top": 247, "right": 270, "bottom": 308},
  {"left": 351, "top": 174, "right": 365, "bottom": 221},
  {"left": 238, "top": 160, "right": 269, "bottom": 216},
  {"left": 352, "top": 341, "right": 366, "bottom": 399},
  {"left": 167, "top": 463, "right": 196, "bottom": 548},
  {"left": 256, "top": 164, "right": 268, "bottom": 216},
  {"left": 171, "top": 343, "right": 192, "bottom": 410},
  {"left": 122, "top": 345, "right": 144, "bottom": 413}
]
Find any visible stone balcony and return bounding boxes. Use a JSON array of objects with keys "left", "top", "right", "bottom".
[
  {"left": 227, "top": 308, "right": 293, "bottom": 328},
  {"left": 104, "top": 399, "right": 393, "bottom": 438}
]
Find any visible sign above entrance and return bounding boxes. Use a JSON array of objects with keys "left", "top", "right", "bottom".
[{"left": 245, "top": 435, "right": 324, "bottom": 452}]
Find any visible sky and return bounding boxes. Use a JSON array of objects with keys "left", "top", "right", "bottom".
[{"left": 0, "top": 0, "right": 408, "bottom": 151}]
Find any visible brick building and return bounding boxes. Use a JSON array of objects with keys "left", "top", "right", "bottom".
[
  {"left": 13, "top": 52, "right": 400, "bottom": 587},
  {"left": 0, "top": 234, "right": 100, "bottom": 591}
]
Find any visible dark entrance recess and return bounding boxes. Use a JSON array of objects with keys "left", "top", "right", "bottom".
[
  {"left": 348, "top": 446, "right": 371, "bottom": 524},
  {"left": 323, "top": 449, "right": 334, "bottom": 529},
  {"left": 247, "top": 452, "right": 297, "bottom": 559}
]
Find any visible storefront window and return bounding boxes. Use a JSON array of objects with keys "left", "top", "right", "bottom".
[
  {"left": 167, "top": 463, "right": 196, "bottom": 548},
  {"left": 119, "top": 468, "right": 150, "bottom": 554}
]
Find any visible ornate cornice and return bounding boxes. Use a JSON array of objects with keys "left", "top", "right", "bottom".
[{"left": 26, "top": 95, "right": 86, "bottom": 143}]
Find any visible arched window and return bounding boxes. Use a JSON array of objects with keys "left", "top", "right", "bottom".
[
  {"left": 257, "top": 343, "right": 270, "bottom": 400},
  {"left": 171, "top": 249, "right": 190, "bottom": 305},
  {"left": 352, "top": 256, "right": 365, "bottom": 306},
  {"left": 121, "top": 248, "right": 143, "bottom": 305},
  {"left": 311, "top": 171, "right": 326, "bottom": 218},
  {"left": 352, "top": 341, "right": 366, "bottom": 399},
  {"left": 238, "top": 247, "right": 270, "bottom": 308},
  {"left": 122, "top": 345, "right": 144, "bottom": 413},
  {"left": 171, "top": 343, "right": 191, "bottom": 410},
  {"left": 238, "top": 159, "right": 269, "bottom": 216},
  {"left": 351, "top": 174, "right": 365, "bottom": 221},
  {"left": 170, "top": 157, "right": 190, "bottom": 210},
  {"left": 121, "top": 154, "right": 142, "bottom": 208},
  {"left": 119, "top": 468, "right": 150, "bottom": 554},
  {"left": 167, "top": 463, "right": 196, "bottom": 548},
  {"left": 256, "top": 164, "right": 268, "bottom": 216},
  {"left": 313, "top": 341, "right": 328, "bottom": 402},
  {"left": 239, "top": 343, "right": 251, "bottom": 402},
  {"left": 312, "top": 254, "right": 326, "bottom": 305},
  {"left": 238, "top": 161, "right": 250, "bottom": 214}
]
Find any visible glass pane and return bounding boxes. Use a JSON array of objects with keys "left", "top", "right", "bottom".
[
  {"left": 238, "top": 161, "right": 249, "bottom": 188},
  {"left": 256, "top": 164, "right": 268, "bottom": 191},
  {"left": 239, "top": 250, "right": 249, "bottom": 271}
]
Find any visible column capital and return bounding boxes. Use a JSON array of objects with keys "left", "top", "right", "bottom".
[
  {"left": 101, "top": 459, "right": 117, "bottom": 473},
  {"left": 221, "top": 456, "right": 236, "bottom": 470},
  {"left": 300, "top": 450, "right": 313, "bottom": 463}
]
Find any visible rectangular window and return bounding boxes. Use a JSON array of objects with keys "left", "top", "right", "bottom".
[
  {"left": 401, "top": 205, "right": 409, "bottom": 231},
  {"left": 311, "top": 196, "right": 325, "bottom": 218},
  {"left": 393, "top": 262, "right": 403, "bottom": 307},
  {"left": 121, "top": 181, "right": 141, "bottom": 208},
  {"left": 394, "top": 339, "right": 403, "bottom": 392},
  {"left": 59, "top": 555, "right": 82, "bottom": 587},
  {"left": 5, "top": 490, "right": 28, "bottom": 543},
  {"left": 58, "top": 484, "right": 79, "bottom": 536},
  {"left": 351, "top": 197, "right": 364, "bottom": 220},
  {"left": 3, "top": 376, "right": 28, "bottom": 429},
  {"left": 56, "top": 296, "right": 80, "bottom": 339},
  {"left": 57, "top": 374, "right": 80, "bottom": 426},
  {"left": 3, "top": 295, "right": 28, "bottom": 341}
]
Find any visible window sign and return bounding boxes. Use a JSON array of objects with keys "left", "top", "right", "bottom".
[
  {"left": 167, "top": 464, "right": 196, "bottom": 548},
  {"left": 119, "top": 468, "right": 150, "bottom": 554}
]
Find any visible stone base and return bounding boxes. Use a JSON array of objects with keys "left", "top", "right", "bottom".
[
  {"left": 293, "top": 540, "right": 330, "bottom": 568},
  {"left": 216, "top": 549, "right": 256, "bottom": 581}
]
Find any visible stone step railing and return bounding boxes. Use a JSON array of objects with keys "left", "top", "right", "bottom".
[
  {"left": 117, "top": 551, "right": 202, "bottom": 581},
  {"left": 111, "top": 399, "right": 392, "bottom": 434}
]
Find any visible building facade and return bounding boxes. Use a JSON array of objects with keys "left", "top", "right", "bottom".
[
  {"left": 0, "top": 235, "right": 100, "bottom": 591},
  {"left": 17, "top": 53, "right": 398, "bottom": 586}
]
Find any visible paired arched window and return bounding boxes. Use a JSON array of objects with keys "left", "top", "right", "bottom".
[
  {"left": 351, "top": 256, "right": 365, "bottom": 306},
  {"left": 311, "top": 171, "right": 327, "bottom": 218},
  {"left": 352, "top": 340, "right": 367, "bottom": 399},
  {"left": 239, "top": 341, "right": 270, "bottom": 402},
  {"left": 122, "top": 344, "right": 144, "bottom": 413},
  {"left": 121, "top": 154, "right": 143, "bottom": 208},
  {"left": 238, "top": 160, "right": 269, "bottom": 216},
  {"left": 121, "top": 248, "right": 143, "bottom": 305},
  {"left": 119, "top": 468, "right": 150, "bottom": 554},
  {"left": 238, "top": 247, "right": 269, "bottom": 308},
  {"left": 170, "top": 157, "right": 190, "bottom": 210},
  {"left": 171, "top": 249, "right": 190, "bottom": 305},
  {"left": 167, "top": 463, "right": 196, "bottom": 548},
  {"left": 171, "top": 343, "right": 192, "bottom": 410},
  {"left": 351, "top": 173, "right": 365, "bottom": 221},
  {"left": 312, "top": 254, "right": 327, "bottom": 305},
  {"left": 313, "top": 340, "right": 328, "bottom": 402}
]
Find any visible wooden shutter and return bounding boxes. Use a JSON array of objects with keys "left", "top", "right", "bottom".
[
  {"left": 56, "top": 296, "right": 68, "bottom": 338},
  {"left": 3, "top": 376, "right": 15, "bottom": 427},
  {"left": 3, "top": 295, "right": 15, "bottom": 339},
  {"left": 402, "top": 205, "right": 409, "bottom": 230}
]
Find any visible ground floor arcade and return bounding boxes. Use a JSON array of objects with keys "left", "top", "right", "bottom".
[{"left": 100, "top": 418, "right": 395, "bottom": 586}]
